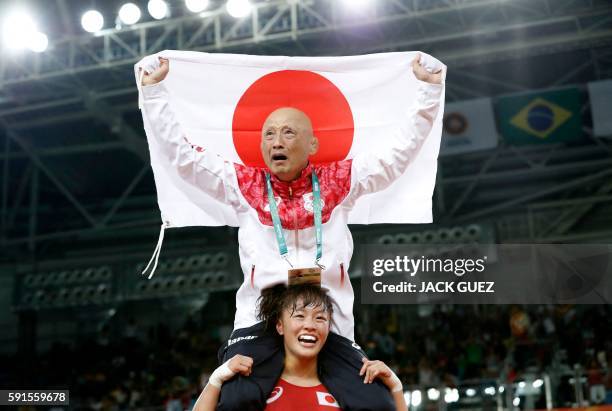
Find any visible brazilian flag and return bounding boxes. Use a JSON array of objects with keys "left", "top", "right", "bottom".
[{"left": 497, "top": 88, "right": 582, "bottom": 145}]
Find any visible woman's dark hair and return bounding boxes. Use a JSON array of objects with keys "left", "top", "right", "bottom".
[{"left": 257, "top": 284, "right": 334, "bottom": 332}]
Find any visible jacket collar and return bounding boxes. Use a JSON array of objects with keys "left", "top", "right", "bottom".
[{"left": 268, "top": 163, "right": 314, "bottom": 198}]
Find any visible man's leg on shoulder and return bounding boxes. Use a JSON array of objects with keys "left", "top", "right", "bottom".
[{"left": 216, "top": 322, "right": 284, "bottom": 411}]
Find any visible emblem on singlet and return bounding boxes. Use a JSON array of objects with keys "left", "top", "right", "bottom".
[
  {"left": 316, "top": 392, "right": 340, "bottom": 408},
  {"left": 266, "top": 386, "right": 283, "bottom": 404}
]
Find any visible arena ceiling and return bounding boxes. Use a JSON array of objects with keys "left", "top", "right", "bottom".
[{"left": 0, "top": 0, "right": 611, "bottom": 265}]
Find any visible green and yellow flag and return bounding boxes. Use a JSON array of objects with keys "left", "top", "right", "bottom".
[{"left": 497, "top": 88, "right": 582, "bottom": 145}]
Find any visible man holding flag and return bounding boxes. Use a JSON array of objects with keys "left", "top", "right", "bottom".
[{"left": 138, "top": 52, "right": 444, "bottom": 411}]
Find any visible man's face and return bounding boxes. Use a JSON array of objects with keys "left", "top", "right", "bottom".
[{"left": 261, "top": 107, "right": 318, "bottom": 182}]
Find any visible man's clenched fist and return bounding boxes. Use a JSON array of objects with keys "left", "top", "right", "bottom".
[
  {"left": 411, "top": 53, "right": 443, "bottom": 85},
  {"left": 141, "top": 57, "right": 169, "bottom": 86}
]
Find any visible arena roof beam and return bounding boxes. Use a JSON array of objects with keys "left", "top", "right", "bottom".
[
  {"left": 452, "top": 71, "right": 529, "bottom": 93},
  {"left": 56, "top": 0, "right": 74, "bottom": 36},
  {"left": 0, "top": 142, "right": 125, "bottom": 160},
  {"left": 3, "top": 165, "right": 32, "bottom": 238},
  {"left": 537, "top": 180, "right": 612, "bottom": 238},
  {"left": 81, "top": 93, "right": 149, "bottom": 162},
  {"left": 454, "top": 168, "right": 612, "bottom": 223},
  {"left": 550, "top": 59, "right": 596, "bottom": 87},
  {"left": 447, "top": 148, "right": 503, "bottom": 218},
  {"left": 98, "top": 164, "right": 150, "bottom": 227},
  {"left": 2, "top": 216, "right": 162, "bottom": 246},
  {"left": 442, "top": 158, "right": 612, "bottom": 186},
  {"left": 0, "top": 0, "right": 610, "bottom": 88},
  {"left": 0, "top": 122, "right": 98, "bottom": 228},
  {"left": 28, "top": 167, "right": 38, "bottom": 252},
  {"left": 1, "top": 137, "right": 8, "bottom": 235}
]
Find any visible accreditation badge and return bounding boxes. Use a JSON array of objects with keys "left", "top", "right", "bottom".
[{"left": 288, "top": 267, "right": 322, "bottom": 286}]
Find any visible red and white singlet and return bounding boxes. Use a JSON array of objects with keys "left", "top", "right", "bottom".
[{"left": 265, "top": 379, "right": 341, "bottom": 411}]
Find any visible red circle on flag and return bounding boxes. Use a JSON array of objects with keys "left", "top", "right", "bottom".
[
  {"left": 324, "top": 394, "right": 336, "bottom": 404},
  {"left": 232, "top": 70, "right": 354, "bottom": 167}
]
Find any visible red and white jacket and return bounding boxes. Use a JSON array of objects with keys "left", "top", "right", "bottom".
[{"left": 141, "top": 79, "right": 443, "bottom": 340}]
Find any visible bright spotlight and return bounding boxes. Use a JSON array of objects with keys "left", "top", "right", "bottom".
[
  {"left": 341, "top": 0, "right": 373, "bottom": 9},
  {"left": 513, "top": 397, "right": 520, "bottom": 406},
  {"left": 484, "top": 386, "right": 496, "bottom": 396},
  {"left": 411, "top": 390, "right": 422, "bottom": 407},
  {"left": 148, "top": 0, "right": 168, "bottom": 19},
  {"left": 427, "top": 388, "right": 440, "bottom": 401},
  {"left": 444, "top": 388, "right": 459, "bottom": 403},
  {"left": 533, "top": 379, "right": 544, "bottom": 388},
  {"left": 28, "top": 31, "right": 48, "bottom": 52},
  {"left": 226, "top": 0, "right": 252, "bottom": 18},
  {"left": 499, "top": 386, "right": 505, "bottom": 393},
  {"left": 119, "top": 3, "right": 142, "bottom": 25},
  {"left": 518, "top": 381, "right": 526, "bottom": 389},
  {"left": 81, "top": 10, "right": 104, "bottom": 33},
  {"left": 465, "top": 388, "right": 476, "bottom": 397},
  {"left": 185, "top": 0, "right": 209, "bottom": 13},
  {"left": 2, "top": 10, "right": 37, "bottom": 50},
  {"left": 403, "top": 391, "right": 411, "bottom": 404}
]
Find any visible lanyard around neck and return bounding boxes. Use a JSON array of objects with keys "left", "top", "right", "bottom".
[{"left": 265, "top": 171, "right": 324, "bottom": 269}]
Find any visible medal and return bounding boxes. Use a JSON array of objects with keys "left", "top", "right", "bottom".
[{"left": 288, "top": 267, "right": 322, "bottom": 286}]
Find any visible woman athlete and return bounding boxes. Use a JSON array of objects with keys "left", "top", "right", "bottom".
[{"left": 193, "top": 284, "right": 407, "bottom": 411}]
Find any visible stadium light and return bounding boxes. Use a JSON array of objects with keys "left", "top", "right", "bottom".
[
  {"left": 341, "top": 0, "right": 374, "bottom": 10},
  {"left": 403, "top": 391, "right": 410, "bottom": 405},
  {"left": 148, "top": 0, "right": 169, "bottom": 20},
  {"left": 444, "top": 388, "right": 459, "bottom": 403},
  {"left": 226, "top": 0, "right": 252, "bottom": 18},
  {"left": 119, "top": 2, "right": 141, "bottom": 25},
  {"left": 2, "top": 9, "right": 37, "bottom": 50},
  {"left": 411, "top": 390, "right": 422, "bottom": 407},
  {"left": 484, "top": 386, "right": 496, "bottom": 396},
  {"left": 28, "top": 31, "right": 48, "bottom": 52},
  {"left": 185, "top": 0, "right": 209, "bottom": 13},
  {"left": 81, "top": 10, "right": 104, "bottom": 33},
  {"left": 427, "top": 388, "right": 440, "bottom": 401}
]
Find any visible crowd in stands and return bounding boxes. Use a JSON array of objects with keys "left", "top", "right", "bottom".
[{"left": 3, "top": 302, "right": 612, "bottom": 410}]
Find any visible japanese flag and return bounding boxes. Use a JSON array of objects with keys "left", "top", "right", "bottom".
[
  {"left": 135, "top": 50, "right": 446, "bottom": 227},
  {"left": 316, "top": 391, "right": 341, "bottom": 408}
]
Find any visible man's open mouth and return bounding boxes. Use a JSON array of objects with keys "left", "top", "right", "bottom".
[{"left": 271, "top": 154, "right": 288, "bottom": 161}]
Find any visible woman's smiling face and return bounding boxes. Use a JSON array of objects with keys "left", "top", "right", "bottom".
[{"left": 276, "top": 297, "right": 331, "bottom": 359}]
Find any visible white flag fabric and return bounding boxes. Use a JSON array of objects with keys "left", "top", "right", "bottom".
[
  {"left": 440, "top": 97, "right": 498, "bottom": 156},
  {"left": 135, "top": 50, "right": 446, "bottom": 228},
  {"left": 588, "top": 80, "right": 612, "bottom": 138}
]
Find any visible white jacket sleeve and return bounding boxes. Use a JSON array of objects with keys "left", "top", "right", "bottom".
[
  {"left": 346, "top": 79, "right": 444, "bottom": 205},
  {"left": 141, "top": 81, "right": 242, "bottom": 208}
]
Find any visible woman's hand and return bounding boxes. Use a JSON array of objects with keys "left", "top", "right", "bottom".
[
  {"left": 227, "top": 354, "right": 254, "bottom": 377},
  {"left": 208, "top": 354, "right": 253, "bottom": 388}
]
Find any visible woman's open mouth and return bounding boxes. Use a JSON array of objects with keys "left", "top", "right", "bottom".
[{"left": 297, "top": 334, "right": 318, "bottom": 348}]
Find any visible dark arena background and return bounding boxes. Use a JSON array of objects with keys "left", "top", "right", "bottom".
[{"left": 1, "top": 0, "right": 612, "bottom": 410}]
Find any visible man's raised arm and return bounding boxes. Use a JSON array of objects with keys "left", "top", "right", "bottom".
[
  {"left": 346, "top": 54, "right": 445, "bottom": 203},
  {"left": 140, "top": 57, "right": 241, "bottom": 208}
]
